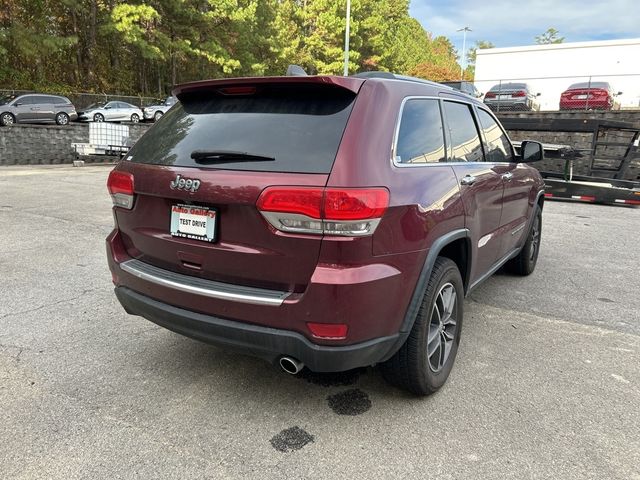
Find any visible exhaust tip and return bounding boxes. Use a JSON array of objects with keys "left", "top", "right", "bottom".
[{"left": 279, "top": 356, "right": 304, "bottom": 375}]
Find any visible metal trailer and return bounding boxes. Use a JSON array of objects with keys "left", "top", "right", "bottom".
[{"left": 506, "top": 117, "right": 640, "bottom": 206}]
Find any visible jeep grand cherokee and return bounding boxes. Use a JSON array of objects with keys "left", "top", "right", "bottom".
[{"left": 106, "top": 72, "right": 545, "bottom": 395}]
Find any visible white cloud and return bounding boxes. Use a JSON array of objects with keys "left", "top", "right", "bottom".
[{"left": 410, "top": 0, "right": 639, "bottom": 49}]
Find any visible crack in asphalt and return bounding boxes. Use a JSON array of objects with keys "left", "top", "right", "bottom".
[
  {"left": 0, "top": 343, "right": 26, "bottom": 362},
  {"left": 0, "top": 288, "right": 101, "bottom": 319}
]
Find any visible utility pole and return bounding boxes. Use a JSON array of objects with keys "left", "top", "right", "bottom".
[
  {"left": 457, "top": 26, "right": 472, "bottom": 79},
  {"left": 343, "top": 0, "right": 351, "bottom": 76}
]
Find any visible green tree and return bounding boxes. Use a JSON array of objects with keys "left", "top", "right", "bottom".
[
  {"left": 535, "top": 28, "right": 564, "bottom": 44},
  {"left": 0, "top": 0, "right": 470, "bottom": 95}
]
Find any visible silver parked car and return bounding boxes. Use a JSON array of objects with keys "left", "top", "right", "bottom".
[
  {"left": 483, "top": 83, "right": 541, "bottom": 112},
  {"left": 0, "top": 93, "right": 78, "bottom": 126},
  {"left": 142, "top": 96, "right": 177, "bottom": 122},
  {"left": 78, "top": 101, "right": 143, "bottom": 123}
]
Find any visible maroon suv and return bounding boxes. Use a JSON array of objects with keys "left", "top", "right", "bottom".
[{"left": 106, "top": 72, "right": 545, "bottom": 395}]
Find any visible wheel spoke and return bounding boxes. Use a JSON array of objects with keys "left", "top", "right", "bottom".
[
  {"left": 427, "top": 325, "right": 440, "bottom": 344},
  {"left": 428, "top": 332, "right": 440, "bottom": 358},
  {"left": 442, "top": 329, "right": 455, "bottom": 341},
  {"left": 438, "top": 333, "right": 446, "bottom": 369},
  {"left": 426, "top": 282, "right": 458, "bottom": 373}
]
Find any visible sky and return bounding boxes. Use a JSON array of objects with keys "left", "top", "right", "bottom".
[{"left": 409, "top": 0, "right": 639, "bottom": 60}]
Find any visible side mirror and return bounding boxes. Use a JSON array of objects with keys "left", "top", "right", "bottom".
[
  {"left": 104, "top": 105, "right": 111, "bottom": 109},
  {"left": 616, "top": 91, "right": 623, "bottom": 96},
  {"left": 14, "top": 102, "right": 22, "bottom": 106},
  {"left": 536, "top": 93, "right": 541, "bottom": 97},
  {"left": 520, "top": 141, "right": 543, "bottom": 163}
]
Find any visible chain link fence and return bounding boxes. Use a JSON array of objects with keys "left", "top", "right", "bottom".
[
  {"left": 0, "top": 89, "right": 161, "bottom": 110},
  {"left": 472, "top": 74, "right": 640, "bottom": 113}
]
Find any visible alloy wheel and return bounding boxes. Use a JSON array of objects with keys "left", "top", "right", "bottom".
[
  {"left": 427, "top": 283, "right": 458, "bottom": 373},
  {"left": 529, "top": 214, "right": 540, "bottom": 262}
]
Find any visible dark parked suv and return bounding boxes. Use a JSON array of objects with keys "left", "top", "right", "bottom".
[
  {"left": 106, "top": 71, "right": 545, "bottom": 395},
  {"left": 0, "top": 93, "right": 78, "bottom": 126}
]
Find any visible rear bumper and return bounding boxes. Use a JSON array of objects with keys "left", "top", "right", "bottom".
[
  {"left": 559, "top": 100, "right": 611, "bottom": 110},
  {"left": 484, "top": 99, "right": 531, "bottom": 110},
  {"left": 115, "top": 286, "right": 405, "bottom": 372}
]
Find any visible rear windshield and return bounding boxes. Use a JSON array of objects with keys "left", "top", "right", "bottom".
[
  {"left": 128, "top": 84, "right": 357, "bottom": 174},
  {"left": 568, "top": 82, "right": 610, "bottom": 90},
  {"left": 489, "top": 83, "right": 527, "bottom": 91}
]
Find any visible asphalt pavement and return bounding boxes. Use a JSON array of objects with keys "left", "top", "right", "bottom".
[{"left": 1, "top": 165, "right": 638, "bottom": 479}]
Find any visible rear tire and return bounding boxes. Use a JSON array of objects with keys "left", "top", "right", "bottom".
[
  {"left": 1, "top": 112, "right": 15, "bottom": 126},
  {"left": 130, "top": 113, "right": 140, "bottom": 123},
  {"left": 55, "top": 112, "right": 69, "bottom": 125},
  {"left": 506, "top": 205, "right": 542, "bottom": 276},
  {"left": 381, "top": 257, "right": 464, "bottom": 396}
]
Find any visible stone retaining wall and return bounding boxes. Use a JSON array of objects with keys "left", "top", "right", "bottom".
[{"left": 0, "top": 123, "right": 151, "bottom": 165}]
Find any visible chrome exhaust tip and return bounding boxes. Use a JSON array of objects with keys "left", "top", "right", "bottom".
[{"left": 279, "top": 356, "right": 304, "bottom": 375}]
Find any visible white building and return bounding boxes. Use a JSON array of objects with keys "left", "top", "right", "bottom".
[{"left": 474, "top": 38, "right": 640, "bottom": 110}]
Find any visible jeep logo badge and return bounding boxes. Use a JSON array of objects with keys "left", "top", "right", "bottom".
[{"left": 170, "top": 174, "right": 201, "bottom": 192}]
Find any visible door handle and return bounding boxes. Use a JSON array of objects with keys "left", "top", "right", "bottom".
[
  {"left": 460, "top": 175, "right": 476, "bottom": 186},
  {"left": 502, "top": 172, "right": 514, "bottom": 181}
]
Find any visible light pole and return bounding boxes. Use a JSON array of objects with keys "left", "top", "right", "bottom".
[
  {"left": 457, "top": 26, "right": 472, "bottom": 79},
  {"left": 343, "top": 0, "right": 351, "bottom": 76}
]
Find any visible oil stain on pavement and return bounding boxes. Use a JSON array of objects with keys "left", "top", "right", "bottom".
[
  {"left": 270, "top": 426, "right": 315, "bottom": 453},
  {"left": 327, "top": 388, "right": 372, "bottom": 415}
]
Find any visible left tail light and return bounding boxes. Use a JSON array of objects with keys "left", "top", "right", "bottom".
[
  {"left": 107, "top": 170, "right": 135, "bottom": 209},
  {"left": 256, "top": 186, "right": 389, "bottom": 237}
]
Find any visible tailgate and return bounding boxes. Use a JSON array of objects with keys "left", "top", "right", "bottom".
[{"left": 112, "top": 79, "right": 361, "bottom": 292}]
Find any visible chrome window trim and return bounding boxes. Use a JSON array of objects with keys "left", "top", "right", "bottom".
[
  {"left": 391, "top": 95, "right": 506, "bottom": 168},
  {"left": 390, "top": 95, "right": 450, "bottom": 169}
]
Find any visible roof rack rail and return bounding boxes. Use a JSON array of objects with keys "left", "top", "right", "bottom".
[{"left": 351, "top": 71, "right": 449, "bottom": 89}]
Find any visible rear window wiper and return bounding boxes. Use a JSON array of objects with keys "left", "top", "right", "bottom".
[{"left": 190, "top": 150, "right": 275, "bottom": 163}]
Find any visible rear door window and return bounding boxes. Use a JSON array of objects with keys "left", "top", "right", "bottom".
[
  {"left": 128, "top": 84, "right": 357, "bottom": 174},
  {"left": 442, "top": 101, "right": 484, "bottom": 162},
  {"left": 395, "top": 99, "right": 445, "bottom": 164},
  {"left": 17, "top": 96, "right": 37, "bottom": 105},
  {"left": 477, "top": 109, "right": 514, "bottom": 163}
]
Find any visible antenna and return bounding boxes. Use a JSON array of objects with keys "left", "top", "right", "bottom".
[{"left": 286, "top": 65, "right": 308, "bottom": 77}]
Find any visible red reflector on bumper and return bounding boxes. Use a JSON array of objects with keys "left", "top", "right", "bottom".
[{"left": 307, "top": 322, "right": 348, "bottom": 340}]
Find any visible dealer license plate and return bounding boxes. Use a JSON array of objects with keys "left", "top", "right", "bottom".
[
  {"left": 575, "top": 94, "right": 588, "bottom": 99},
  {"left": 170, "top": 204, "right": 216, "bottom": 242}
]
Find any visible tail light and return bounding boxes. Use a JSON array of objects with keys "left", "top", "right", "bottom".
[
  {"left": 256, "top": 186, "right": 389, "bottom": 237},
  {"left": 512, "top": 90, "right": 526, "bottom": 97},
  {"left": 592, "top": 88, "right": 608, "bottom": 97},
  {"left": 107, "top": 170, "right": 135, "bottom": 209},
  {"left": 485, "top": 92, "right": 496, "bottom": 99}
]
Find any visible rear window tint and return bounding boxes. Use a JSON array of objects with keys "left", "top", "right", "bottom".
[
  {"left": 489, "top": 83, "right": 527, "bottom": 91},
  {"left": 128, "top": 84, "right": 356, "bottom": 174}
]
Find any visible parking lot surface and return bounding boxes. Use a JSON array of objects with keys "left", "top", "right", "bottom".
[{"left": 1, "top": 165, "right": 639, "bottom": 480}]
